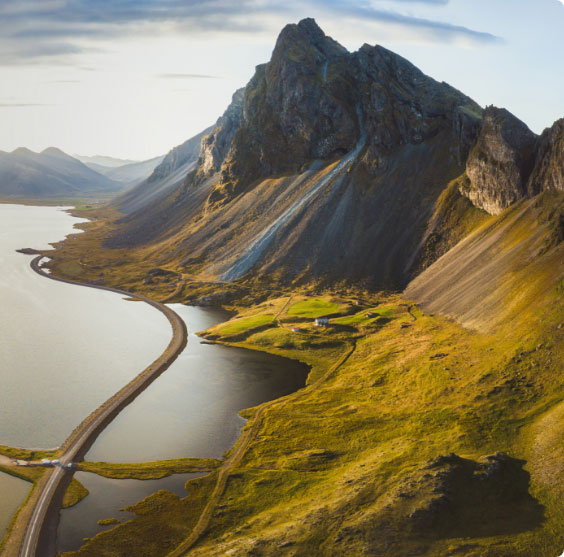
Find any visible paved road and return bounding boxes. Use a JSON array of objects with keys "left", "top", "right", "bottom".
[{"left": 18, "top": 255, "right": 188, "bottom": 557}]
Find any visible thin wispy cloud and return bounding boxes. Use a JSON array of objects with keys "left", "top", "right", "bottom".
[
  {"left": 158, "top": 73, "right": 222, "bottom": 80},
  {"left": 0, "top": 103, "right": 51, "bottom": 107},
  {"left": 0, "top": 0, "right": 501, "bottom": 66},
  {"left": 315, "top": 0, "right": 501, "bottom": 45}
]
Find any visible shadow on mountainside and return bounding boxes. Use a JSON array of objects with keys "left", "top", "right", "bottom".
[{"left": 410, "top": 453, "right": 545, "bottom": 539}]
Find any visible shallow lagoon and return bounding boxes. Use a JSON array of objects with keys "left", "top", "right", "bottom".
[
  {"left": 86, "top": 303, "right": 308, "bottom": 462},
  {"left": 0, "top": 204, "right": 170, "bottom": 536},
  {"left": 0, "top": 204, "right": 308, "bottom": 550}
]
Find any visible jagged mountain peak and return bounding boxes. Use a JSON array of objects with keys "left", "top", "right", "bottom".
[
  {"left": 273, "top": 18, "right": 348, "bottom": 64},
  {"left": 482, "top": 106, "right": 536, "bottom": 148},
  {"left": 108, "top": 19, "right": 492, "bottom": 288},
  {"left": 460, "top": 105, "right": 537, "bottom": 215},
  {"left": 108, "top": 19, "right": 561, "bottom": 290},
  {"left": 206, "top": 20, "right": 483, "bottom": 207}
]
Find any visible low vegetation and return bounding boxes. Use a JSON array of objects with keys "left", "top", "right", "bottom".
[
  {"left": 97, "top": 518, "right": 119, "bottom": 526},
  {"left": 286, "top": 297, "right": 341, "bottom": 318},
  {"left": 63, "top": 478, "right": 89, "bottom": 509},
  {"left": 79, "top": 458, "right": 220, "bottom": 480},
  {"left": 60, "top": 474, "right": 218, "bottom": 557},
  {"left": 0, "top": 465, "right": 43, "bottom": 484},
  {"left": 0, "top": 445, "right": 58, "bottom": 461},
  {"left": 215, "top": 314, "right": 275, "bottom": 337}
]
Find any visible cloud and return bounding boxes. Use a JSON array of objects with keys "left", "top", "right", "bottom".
[
  {"left": 158, "top": 73, "right": 222, "bottom": 79},
  {"left": 0, "top": 103, "right": 52, "bottom": 107},
  {"left": 315, "top": 0, "right": 501, "bottom": 45},
  {"left": 0, "top": 0, "right": 501, "bottom": 65},
  {"left": 372, "top": 0, "right": 449, "bottom": 3}
]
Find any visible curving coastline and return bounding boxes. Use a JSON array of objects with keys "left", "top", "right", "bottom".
[
  {"left": 13, "top": 255, "right": 188, "bottom": 557},
  {"left": 167, "top": 339, "right": 355, "bottom": 556}
]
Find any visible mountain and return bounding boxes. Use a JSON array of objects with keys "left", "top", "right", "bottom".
[
  {"left": 104, "top": 18, "right": 564, "bottom": 294},
  {"left": 73, "top": 154, "right": 138, "bottom": 168},
  {"left": 45, "top": 18, "right": 564, "bottom": 557},
  {"left": 77, "top": 154, "right": 165, "bottom": 187},
  {"left": 112, "top": 125, "right": 213, "bottom": 216},
  {"left": 0, "top": 147, "right": 125, "bottom": 199},
  {"left": 104, "top": 18, "right": 490, "bottom": 290}
]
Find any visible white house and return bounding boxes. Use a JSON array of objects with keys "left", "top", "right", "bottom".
[{"left": 315, "top": 317, "right": 329, "bottom": 327}]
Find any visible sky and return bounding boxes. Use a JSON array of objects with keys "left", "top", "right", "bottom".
[{"left": 0, "top": 0, "right": 563, "bottom": 161}]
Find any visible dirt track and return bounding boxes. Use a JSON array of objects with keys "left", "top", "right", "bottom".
[{"left": 167, "top": 338, "right": 356, "bottom": 556}]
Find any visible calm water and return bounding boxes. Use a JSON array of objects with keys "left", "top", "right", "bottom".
[
  {"left": 86, "top": 303, "right": 309, "bottom": 462},
  {"left": 56, "top": 471, "right": 205, "bottom": 554},
  {"left": 0, "top": 204, "right": 170, "bottom": 448},
  {"left": 61, "top": 305, "right": 308, "bottom": 552},
  {"left": 0, "top": 204, "right": 170, "bottom": 536},
  {"left": 0, "top": 204, "right": 309, "bottom": 551},
  {"left": 0, "top": 471, "right": 30, "bottom": 539}
]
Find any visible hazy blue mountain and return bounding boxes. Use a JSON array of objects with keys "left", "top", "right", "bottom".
[{"left": 0, "top": 147, "right": 124, "bottom": 198}]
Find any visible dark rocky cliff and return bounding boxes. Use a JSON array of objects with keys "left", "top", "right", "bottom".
[
  {"left": 203, "top": 18, "right": 482, "bottom": 209},
  {"left": 461, "top": 107, "right": 537, "bottom": 215},
  {"left": 528, "top": 119, "right": 564, "bottom": 194},
  {"left": 107, "top": 18, "right": 564, "bottom": 290}
]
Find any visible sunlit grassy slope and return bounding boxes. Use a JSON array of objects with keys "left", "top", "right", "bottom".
[{"left": 45, "top": 193, "right": 564, "bottom": 556}]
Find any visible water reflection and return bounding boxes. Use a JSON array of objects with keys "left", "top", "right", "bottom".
[
  {"left": 56, "top": 471, "right": 204, "bottom": 554},
  {"left": 86, "top": 304, "right": 309, "bottom": 462}
]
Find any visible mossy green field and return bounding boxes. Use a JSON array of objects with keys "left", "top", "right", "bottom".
[{"left": 62, "top": 282, "right": 564, "bottom": 556}]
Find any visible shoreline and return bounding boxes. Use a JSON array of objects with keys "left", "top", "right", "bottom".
[{"left": 7, "top": 254, "right": 188, "bottom": 557}]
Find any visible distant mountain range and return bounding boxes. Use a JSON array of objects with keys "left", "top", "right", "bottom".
[
  {"left": 75, "top": 154, "right": 165, "bottom": 188},
  {"left": 73, "top": 154, "right": 138, "bottom": 168},
  {"left": 0, "top": 148, "right": 163, "bottom": 199}
]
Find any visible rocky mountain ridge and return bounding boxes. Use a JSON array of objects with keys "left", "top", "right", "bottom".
[
  {"left": 114, "top": 125, "right": 213, "bottom": 215},
  {"left": 105, "top": 18, "right": 564, "bottom": 291},
  {"left": 197, "top": 18, "right": 482, "bottom": 210}
]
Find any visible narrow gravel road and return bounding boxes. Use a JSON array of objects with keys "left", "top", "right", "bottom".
[{"left": 17, "top": 255, "right": 188, "bottom": 557}]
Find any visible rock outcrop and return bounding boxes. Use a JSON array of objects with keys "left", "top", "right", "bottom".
[
  {"left": 461, "top": 107, "right": 537, "bottom": 215},
  {"left": 195, "top": 88, "right": 245, "bottom": 185},
  {"left": 406, "top": 452, "right": 543, "bottom": 536},
  {"left": 528, "top": 118, "right": 564, "bottom": 194},
  {"left": 148, "top": 127, "right": 211, "bottom": 185},
  {"left": 205, "top": 18, "right": 482, "bottom": 207}
]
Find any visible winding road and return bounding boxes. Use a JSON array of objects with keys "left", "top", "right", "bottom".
[{"left": 17, "top": 255, "right": 188, "bottom": 557}]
